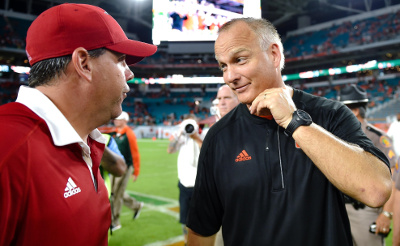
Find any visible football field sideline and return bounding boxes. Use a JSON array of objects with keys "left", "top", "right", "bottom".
[
  {"left": 109, "top": 138, "right": 185, "bottom": 246},
  {"left": 127, "top": 191, "right": 184, "bottom": 246}
]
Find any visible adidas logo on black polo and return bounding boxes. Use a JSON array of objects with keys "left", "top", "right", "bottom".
[{"left": 235, "top": 150, "right": 252, "bottom": 162}]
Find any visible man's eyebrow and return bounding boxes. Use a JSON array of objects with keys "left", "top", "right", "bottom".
[
  {"left": 230, "top": 47, "right": 249, "bottom": 55},
  {"left": 216, "top": 47, "right": 250, "bottom": 61},
  {"left": 109, "top": 50, "right": 126, "bottom": 60},
  {"left": 118, "top": 54, "right": 126, "bottom": 60}
]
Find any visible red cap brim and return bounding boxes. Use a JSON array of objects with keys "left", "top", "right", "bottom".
[{"left": 106, "top": 39, "right": 157, "bottom": 66}]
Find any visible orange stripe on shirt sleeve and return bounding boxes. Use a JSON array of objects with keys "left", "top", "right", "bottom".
[{"left": 126, "top": 128, "right": 140, "bottom": 177}]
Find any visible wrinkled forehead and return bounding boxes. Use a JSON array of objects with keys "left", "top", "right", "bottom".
[{"left": 215, "top": 22, "right": 255, "bottom": 60}]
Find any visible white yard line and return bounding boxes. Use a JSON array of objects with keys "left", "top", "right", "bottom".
[
  {"left": 126, "top": 190, "right": 179, "bottom": 205},
  {"left": 120, "top": 191, "right": 183, "bottom": 246}
]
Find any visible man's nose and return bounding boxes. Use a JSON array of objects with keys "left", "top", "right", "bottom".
[
  {"left": 125, "top": 65, "right": 134, "bottom": 81},
  {"left": 224, "top": 67, "right": 240, "bottom": 84}
]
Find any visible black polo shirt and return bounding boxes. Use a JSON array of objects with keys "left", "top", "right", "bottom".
[{"left": 187, "top": 89, "right": 390, "bottom": 246}]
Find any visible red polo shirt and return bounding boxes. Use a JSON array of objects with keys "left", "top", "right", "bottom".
[{"left": 0, "top": 103, "right": 111, "bottom": 245}]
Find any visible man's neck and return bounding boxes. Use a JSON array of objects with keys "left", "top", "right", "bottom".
[{"left": 36, "top": 84, "right": 91, "bottom": 143}]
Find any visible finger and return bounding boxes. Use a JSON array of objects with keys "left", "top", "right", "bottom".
[
  {"left": 249, "top": 94, "right": 263, "bottom": 114},
  {"left": 378, "top": 227, "right": 387, "bottom": 235},
  {"left": 256, "top": 91, "right": 274, "bottom": 106},
  {"left": 251, "top": 95, "right": 271, "bottom": 116}
]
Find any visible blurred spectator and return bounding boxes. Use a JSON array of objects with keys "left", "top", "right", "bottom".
[
  {"left": 167, "top": 114, "right": 202, "bottom": 245},
  {"left": 387, "top": 112, "right": 400, "bottom": 156},
  {"left": 339, "top": 84, "right": 397, "bottom": 245},
  {"left": 110, "top": 111, "right": 144, "bottom": 231}
]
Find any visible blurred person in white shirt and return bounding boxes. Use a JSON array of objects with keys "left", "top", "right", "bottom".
[
  {"left": 167, "top": 114, "right": 203, "bottom": 245},
  {"left": 388, "top": 113, "right": 400, "bottom": 155}
]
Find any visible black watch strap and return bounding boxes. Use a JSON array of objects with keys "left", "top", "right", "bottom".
[{"left": 284, "top": 110, "right": 312, "bottom": 137}]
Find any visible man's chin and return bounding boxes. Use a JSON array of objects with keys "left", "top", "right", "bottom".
[
  {"left": 110, "top": 110, "right": 122, "bottom": 121},
  {"left": 237, "top": 97, "right": 252, "bottom": 106}
]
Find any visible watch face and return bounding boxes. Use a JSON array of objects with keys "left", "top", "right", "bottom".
[
  {"left": 297, "top": 110, "right": 310, "bottom": 120},
  {"left": 296, "top": 109, "right": 312, "bottom": 124}
]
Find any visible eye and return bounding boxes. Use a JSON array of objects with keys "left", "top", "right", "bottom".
[
  {"left": 219, "top": 63, "right": 227, "bottom": 72},
  {"left": 236, "top": 57, "right": 246, "bottom": 64},
  {"left": 118, "top": 54, "right": 127, "bottom": 62}
]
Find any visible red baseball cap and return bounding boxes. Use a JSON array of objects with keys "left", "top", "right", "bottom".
[{"left": 26, "top": 3, "right": 157, "bottom": 66}]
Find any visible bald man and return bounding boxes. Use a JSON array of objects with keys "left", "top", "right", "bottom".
[{"left": 216, "top": 85, "right": 240, "bottom": 120}]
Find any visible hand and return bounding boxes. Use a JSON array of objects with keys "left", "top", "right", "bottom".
[
  {"left": 249, "top": 86, "right": 296, "bottom": 128},
  {"left": 190, "top": 132, "right": 203, "bottom": 147},
  {"left": 132, "top": 175, "right": 138, "bottom": 182},
  {"left": 375, "top": 213, "right": 391, "bottom": 235},
  {"left": 167, "top": 132, "right": 182, "bottom": 154},
  {"left": 190, "top": 132, "right": 200, "bottom": 140}
]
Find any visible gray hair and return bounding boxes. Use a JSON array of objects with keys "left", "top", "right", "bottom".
[
  {"left": 28, "top": 48, "right": 107, "bottom": 87},
  {"left": 218, "top": 18, "right": 285, "bottom": 71}
]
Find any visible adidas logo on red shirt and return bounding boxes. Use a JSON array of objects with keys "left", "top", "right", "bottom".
[
  {"left": 64, "top": 177, "right": 81, "bottom": 198},
  {"left": 235, "top": 150, "right": 252, "bottom": 162}
]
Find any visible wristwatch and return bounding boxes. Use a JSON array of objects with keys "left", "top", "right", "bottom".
[{"left": 284, "top": 109, "right": 312, "bottom": 137}]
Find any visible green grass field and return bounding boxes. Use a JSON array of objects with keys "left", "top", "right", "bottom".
[
  {"left": 109, "top": 139, "right": 183, "bottom": 246},
  {"left": 109, "top": 138, "right": 394, "bottom": 245}
]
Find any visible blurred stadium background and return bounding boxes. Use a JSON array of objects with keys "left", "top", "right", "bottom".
[{"left": 1, "top": 0, "right": 400, "bottom": 245}]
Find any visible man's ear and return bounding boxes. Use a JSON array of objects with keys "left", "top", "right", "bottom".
[
  {"left": 352, "top": 107, "right": 360, "bottom": 117},
  {"left": 269, "top": 43, "right": 281, "bottom": 69},
  {"left": 71, "top": 47, "right": 92, "bottom": 82}
]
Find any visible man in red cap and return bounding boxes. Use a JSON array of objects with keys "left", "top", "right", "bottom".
[{"left": 0, "top": 3, "right": 156, "bottom": 245}]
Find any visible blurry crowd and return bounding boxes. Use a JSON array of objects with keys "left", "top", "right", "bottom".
[{"left": 284, "top": 10, "right": 400, "bottom": 59}]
